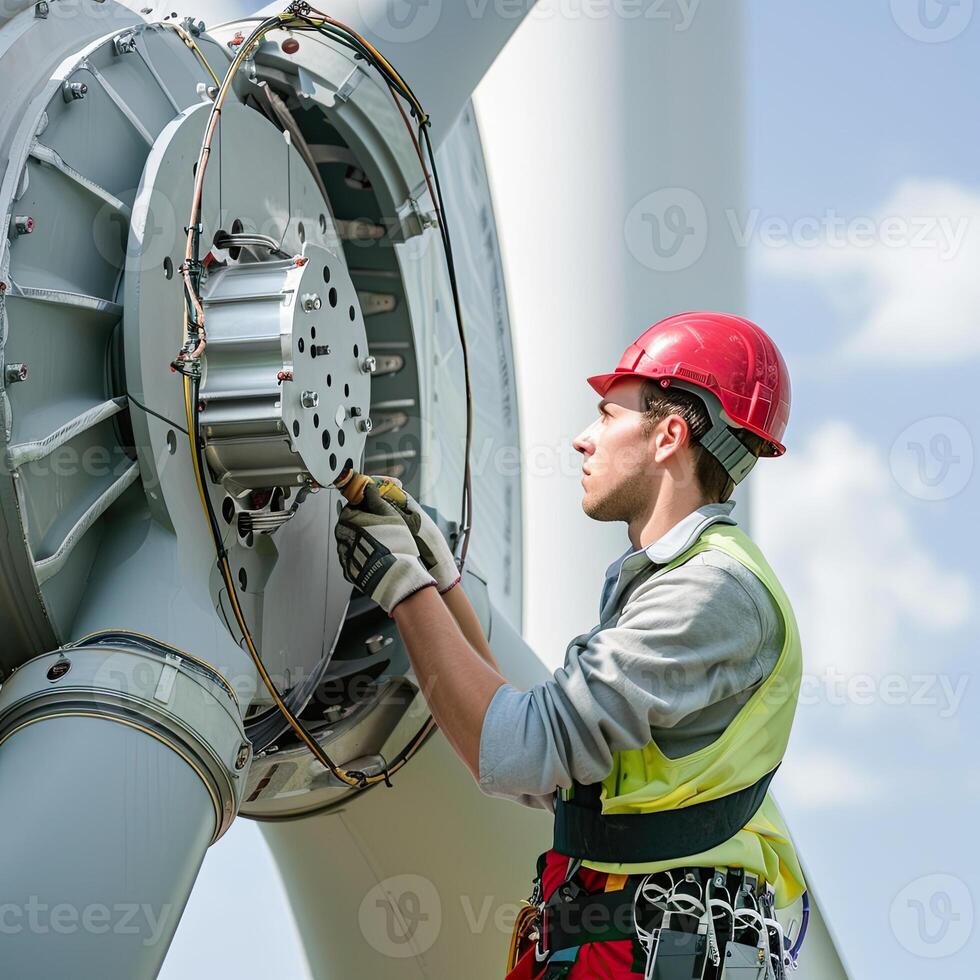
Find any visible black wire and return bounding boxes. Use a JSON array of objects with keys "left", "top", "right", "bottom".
[
  {"left": 418, "top": 121, "right": 475, "bottom": 562},
  {"left": 288, "top": 13, "right": 472, "bottom": 562},
  {"left": 128, "top": 393, "right": 189, "bottom": 435}
]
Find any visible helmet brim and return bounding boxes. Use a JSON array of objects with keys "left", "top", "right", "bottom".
[{"left": 587, "top": 371, "right": 640, "bottom": 397}]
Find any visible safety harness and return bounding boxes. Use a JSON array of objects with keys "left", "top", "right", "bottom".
[{"left": 552, "top": 765, "right": 780, "bottom": 863}]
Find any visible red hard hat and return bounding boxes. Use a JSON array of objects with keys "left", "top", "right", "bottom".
[{"left": 587, "top": 312, "right": 791, "bottom": 456}]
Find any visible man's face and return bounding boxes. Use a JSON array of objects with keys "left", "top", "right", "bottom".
[{"left": 572, "top": 377, "right": 662, "bottom": 523}]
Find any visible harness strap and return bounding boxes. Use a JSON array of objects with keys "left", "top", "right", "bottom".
[
  {"left": 542, "top": 878, "right": 645, "bottom": 954},
  {"left": 552, "top": 766, "right": 779, "bottom": 863}
]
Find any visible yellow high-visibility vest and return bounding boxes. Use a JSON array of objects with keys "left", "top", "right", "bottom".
[{"left": 569, "top": 523, "right": 806, "bottom": 909}]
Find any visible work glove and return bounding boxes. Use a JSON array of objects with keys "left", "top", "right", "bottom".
[
  {"left": 334, "top": 481, "right": 436, "bottom": 615},
  {"left": 369, "top": 477, "right": 461, "bottom": 594}
]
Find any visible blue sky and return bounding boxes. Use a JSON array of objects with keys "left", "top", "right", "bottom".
[{"left": 746, "top": 3, "right": 978, "bottom": 978}]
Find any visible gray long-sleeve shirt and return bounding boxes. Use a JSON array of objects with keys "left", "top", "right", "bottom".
[{"left": 477, "top": 500, "right": 786, "bottom": 812}]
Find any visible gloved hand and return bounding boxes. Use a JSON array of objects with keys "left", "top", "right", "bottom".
[
  {"left": 369, "top": 477, "right": 461, "bottom": 594},
  {"left": 334, "top": 481, "right": 436, "bottom": 615}
]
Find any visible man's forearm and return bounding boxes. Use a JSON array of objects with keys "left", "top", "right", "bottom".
[
  {"left": 442, "top": 583, "right": 501, "bottom": 671},
  {"left": 392, "top": 585, "right": 507, "bottom": 780}
]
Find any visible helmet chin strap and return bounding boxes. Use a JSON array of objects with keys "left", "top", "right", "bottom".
[{"left": 667, "top": 379, "right": 759, "bottom": 486}]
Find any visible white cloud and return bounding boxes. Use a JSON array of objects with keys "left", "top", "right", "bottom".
[
  {"left": 761, "top": 179, "right": 980, "bottom": 364},
  {"left": 778, "top": 749, "right": 884, "bottom": 808},
  {"left": 752, "top": 420, "right": 973, "bottom": 679}
]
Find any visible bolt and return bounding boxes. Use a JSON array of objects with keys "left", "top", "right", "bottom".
[
  {"left": 34, "top": 1, "right": 49, "bottom": 18},
  {"left": 277, "top": 370, "right": 293, "bottom": 384},
  {"left": 361, "top": 355, "right": 377, "bottom": 374},
  {"left": 357, "top": 417, "right": 373, "bottom": 433},
  {"left": 301, "top": 389, "right": 319, "bottom": 408},
  {"left": 312, "top": 344, "right": 330, "bottom": 357},
  {"left": 114, "top": 33, "right": 137, "bottom": 55},
  {"left": 350, "top": 406, "right": 363, "bottom": 417},
  {"left": 5, "top": 363, "right": 28, "bottom": 385},
  {"left": 62, "top": 81, "right": 88, "bottom": 103},
  {"left": 13, "top": 216, "right": 34, "bottom": 236},
  {"left": 234, "top": 743, "right": 251, "bottom": 770},
  {"left": 302, "top": 292, "right": 322, "bottom": 312},
  {"left": 365, "top": 633, "right": 392, "bottom": 655}
]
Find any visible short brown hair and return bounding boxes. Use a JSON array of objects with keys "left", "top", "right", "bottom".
[{"left": 640, "top": 380, "right": 767, "bottom": 503}]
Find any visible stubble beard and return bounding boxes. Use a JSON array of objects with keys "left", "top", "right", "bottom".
[{"left": 581, "top": 477, "right": 650, "bottom": 524}]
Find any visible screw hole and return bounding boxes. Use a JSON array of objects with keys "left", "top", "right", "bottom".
[
  {"left": 329, "top": 453, "right": 337, "bottom": 469},
  {"left": 313, "top": 413, "right": 319, "bottom": 428},
  {"left": 293, "top": 420, "right": 300, "bottom": 437},
  {"left": 166, "top": 430, "right": 177, "bottom": 454},
  {"left": 163, "top": 257, "right": 173, "bottom": 280},
  {"left": 238, "top": 567, "right": 248, "bottom": 589},
  {"left": 353, "top": 344, "right": 359, "bottom": 358},
  {"left": 221, "top": 497, "right": 235, "bottom": 523},
  {"left": 349, "top": 305, "right": 355, "bottom": 321},
  {"left": 322, "top": 430, "right": 331, "bottom": 449},
  {"left": 323, "top": 265, "right": 331, "bottom": 284},
  {"left": 298, "top": 337, "right": 305, "bottom": 353},
  {"left": 328, "top": 287, "right": 338, "bottom": 307},
  {"left": 326, "top": 373, "right": 332, "bottom": 387},
  {"left": 319, "top": 213, "right": 327, "bottom": 234},
  {"left": 344, "top": 383, "right": 350, "bottom": 398},
  {"left": 338, "top": 429, "right": 345, "bottom": 447}
]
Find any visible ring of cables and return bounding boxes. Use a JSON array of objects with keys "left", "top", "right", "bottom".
[{"left": 168, "top": 3, "right": 474, "bottom": 789}]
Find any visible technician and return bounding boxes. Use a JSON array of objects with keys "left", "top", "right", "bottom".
[{"left": 334, "top": 312, "right": 806, "bottom": 979}]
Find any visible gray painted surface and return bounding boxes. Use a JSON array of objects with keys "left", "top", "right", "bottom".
[{"left": 0, "top": 715, "right": 214, "bottom": 978}]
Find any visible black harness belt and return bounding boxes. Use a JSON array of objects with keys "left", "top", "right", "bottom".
[{"left": 552, "top": 766, "right": 779, "bottom": 863}]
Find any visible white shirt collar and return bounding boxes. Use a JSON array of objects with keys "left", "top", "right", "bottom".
[{"left": 602, "top": 500, "right": 738, "bottom": 592}]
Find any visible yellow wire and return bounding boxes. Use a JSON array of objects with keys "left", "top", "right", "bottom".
[{"left": 159, "top": 21, "right": 221, "bottom": 86}]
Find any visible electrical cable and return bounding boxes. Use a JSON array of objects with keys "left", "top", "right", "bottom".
[
  {"left": 170, "top": 2, "right": 479, "bottom": 788},
  {"left": 127, "top": 392, "right": 188, "bottom": 435}
]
